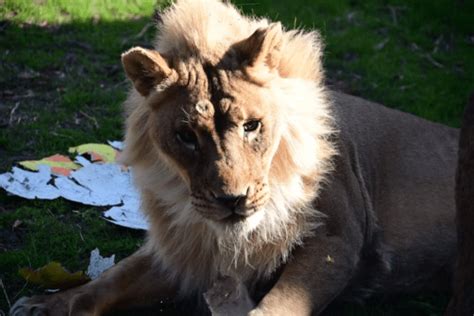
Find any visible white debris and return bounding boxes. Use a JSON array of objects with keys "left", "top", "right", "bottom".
[
  {"left": 86, "top": 248, "right": 115, "bottom": 280},
  {"left": 0, "top": 141, "right": 149, "bottom": 230},
  {"left": 54, "top": 163, "right": 132, "bottom": 206},
  {"left": 103, "top": 196, "right": 149, "bottom": 230},
  {"left": 107, "top": 140, "right": 125, "bottom": 150},
  {"left": 74, "top": 155, "right": 92, "bottom": 167},
  {"left": 0, "top": 165, "right": 60, "bottom": 200}
]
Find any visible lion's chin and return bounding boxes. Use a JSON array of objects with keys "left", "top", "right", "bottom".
[
  {"left": 219, "top": 212, "right": 248, "bottom": 224},
  {"left": 206, "top": 208, "right": 265, "bottom": 236}
]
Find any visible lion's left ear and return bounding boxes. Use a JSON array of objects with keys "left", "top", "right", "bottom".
[
  {"left": 234, "top": 22, "right": 283, "bottom": 72},
  {"left": 121, "top": 47, "right": 173, "bottom": 97}
]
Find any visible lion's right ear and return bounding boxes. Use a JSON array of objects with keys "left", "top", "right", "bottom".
[
  {"left": 234, "top": 23, "right": 283, "bottom": 72},
  {"left": 121, "top": 47, "right": 173, "bottom": 97}
]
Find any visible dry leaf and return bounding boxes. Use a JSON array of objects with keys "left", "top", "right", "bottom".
[{"left": 19, "top": 261, "right": 90, "bottom": 290}]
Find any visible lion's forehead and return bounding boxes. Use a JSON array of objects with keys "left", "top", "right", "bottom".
[
  {"left": 177, "top": 67, "right": 264, "bottom": 127},
  {"left": 187, "top": 98, "right": 240, "bottom": 119}
]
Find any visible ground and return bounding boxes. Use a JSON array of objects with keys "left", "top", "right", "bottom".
[{"left": 1, "top": 0, "right": 473, "bottom": 315}]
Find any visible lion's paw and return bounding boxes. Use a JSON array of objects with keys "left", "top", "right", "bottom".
[
  {"left": 247, "top": 309, "right": 266, "bottom": 316},
  {"left": 9, "top": 292, "right": 96, "bottom": 316},
  {"left": 204, "top": 275, "right": 254, "bottom": 316},
  {"left": 10, "top": 296, "right": 52, "bottom": 316}
]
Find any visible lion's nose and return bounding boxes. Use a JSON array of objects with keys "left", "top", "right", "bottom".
[{"left": 214, "top": 194, "right": 245, "bottom": 211}]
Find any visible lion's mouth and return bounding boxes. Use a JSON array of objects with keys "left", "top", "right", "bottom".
[
  {"left": 195, "top": 205, "right": 259, "bottom": 224},
  {"left": 219, "top": 212, "right": 248, "bottom": 223},
  {"left": 190, "top": 184, "right": 271, "bottom": 224}
]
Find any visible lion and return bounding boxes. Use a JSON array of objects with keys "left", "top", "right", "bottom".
[{"left": 11, "top": 0, "right": 459, "bottom": 315}]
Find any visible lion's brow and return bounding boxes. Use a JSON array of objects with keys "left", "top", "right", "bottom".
[{"left": 202, "top": 63, "right": 234, "bottom": 110}]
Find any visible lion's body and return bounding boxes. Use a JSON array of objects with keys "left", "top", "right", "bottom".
[
  {"left": 328, "top": 92, "right": 457, "bottom": 296},
  {"left": 10, "top": 1, "right": 459, "bottom": 315}
]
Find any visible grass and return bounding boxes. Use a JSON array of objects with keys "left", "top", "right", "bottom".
[{"left": 1, "top": 0, "right": 473, "bottom": 314}]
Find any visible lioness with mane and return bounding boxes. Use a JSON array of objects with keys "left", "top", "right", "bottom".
[{"left": 11, "top": 0, "right": 459, "bottom": 315}]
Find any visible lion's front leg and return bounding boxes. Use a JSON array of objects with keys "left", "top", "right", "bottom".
[
  {"left": 10, "top": 245, "right": 177, "bottom": 316},
  {"left": 250, "top": 235, "right": 359, "bottom": 316}
]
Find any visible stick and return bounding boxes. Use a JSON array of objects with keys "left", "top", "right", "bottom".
[
  {"left": 8, "top": 102, "right": 20, "bottom": 126},
  {"left": 0, "top": 278, "right": 11, "bottom": 309}
]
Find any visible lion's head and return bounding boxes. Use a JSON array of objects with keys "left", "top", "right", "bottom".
[
  {"left": 119, "top": 0, "right": 335, "bottom": 291},
  {"left": 122, "top": 25, "right": 287, "bottom": 228}
]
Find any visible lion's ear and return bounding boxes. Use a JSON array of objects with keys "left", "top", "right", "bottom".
[
  {"left": 121, "top": 47, "right": 173, "bottom": 96},
  {"left": 234, "top": 22, "right": 283, "bottom": 71}
]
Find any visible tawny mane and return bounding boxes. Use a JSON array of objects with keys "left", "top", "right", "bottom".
[
  {"left": 121, "top": 0, "right": 336, "bottom": 294},
  {"left": 155, "top": 0, "right": 324, "bottom": 83}
]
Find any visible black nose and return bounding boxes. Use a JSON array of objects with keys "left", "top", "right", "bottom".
[{"left": 214, "top": 194, "right": 244, "bottom": 211}]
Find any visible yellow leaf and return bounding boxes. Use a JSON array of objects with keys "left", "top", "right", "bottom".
[{"left": 19, "top": 261, "right": 90, "bottom": 290}]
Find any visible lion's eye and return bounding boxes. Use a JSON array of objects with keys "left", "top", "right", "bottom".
[
  {"left": 243, "top": 120, "right": 261, "bottom": 133},
  {"left": 176, "top": 128, "right": 198, "bottom": 151}
]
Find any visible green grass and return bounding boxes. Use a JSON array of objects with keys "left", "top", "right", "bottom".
[{"left": 1, "top": 0, "right": 473, "bottom": 314}]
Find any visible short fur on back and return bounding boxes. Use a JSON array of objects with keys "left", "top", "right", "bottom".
[{"left": 121, "top": 0, "right": 335, "bottom": 295}]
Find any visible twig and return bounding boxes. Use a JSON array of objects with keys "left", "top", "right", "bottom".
[
  {"left": 432, "top": 34, "right": 443, "bottom": 54},
  {"left": 76, "top": 224, "right": 85, "bottom": 242},
  {"left": 121, "top": 22, "right": 154, "bottom": 45},
  {"left": 8, "top": 102, "right": 20, "bottom": 126},
  {"left": 387, "top": 6, "right": 406, "bottom": 26},
  {"left": 134, "top": 22, "right": 154, "bottom": 40},
  {"left": 50, "top": 132, "right": 74, "bottom": 139},
  {"left": 0, "top": 278, "right": 11, "bottom": 309},
  {"left": 411, "top": 40, "right": 445, "bottom": 69},
  {"left": 12, "top": 281, "right": 28, "bottom": 302},
  {"left": 400, "top": 84, "right": 415, "bottom": 91},
  {"left": 424, "top": 53, "right": 445, "bottom": 69},
  {"left": 387, "top": 6, "right": 398, "bottom": 26},
  {"left": 374, "top": 38, "right": 390, "bottom": 51},
  {"left": 46, "top": 208, "right": 55, "bottom": 217},
  {"left": 79, "top": 110, "right": 100, "bottom": 129}
]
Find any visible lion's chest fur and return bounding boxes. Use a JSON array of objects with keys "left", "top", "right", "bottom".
[{"left": 141, "top": 184, "right": 320, "bottom": 295}]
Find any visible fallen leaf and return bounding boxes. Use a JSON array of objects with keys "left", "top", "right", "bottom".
[
  {"left": 69, "top": 144, "right": 118, "bottom": 163},
  {"left": 19, "top": 262, "right": 90, "bottom": 290}
]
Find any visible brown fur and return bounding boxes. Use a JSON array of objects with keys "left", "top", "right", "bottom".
[
  {"left": 11, "top": 1, "right": 459, "bottom": 315},
  {"left": 445, "top": 93, "right": 474, "bottom": 315}
]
